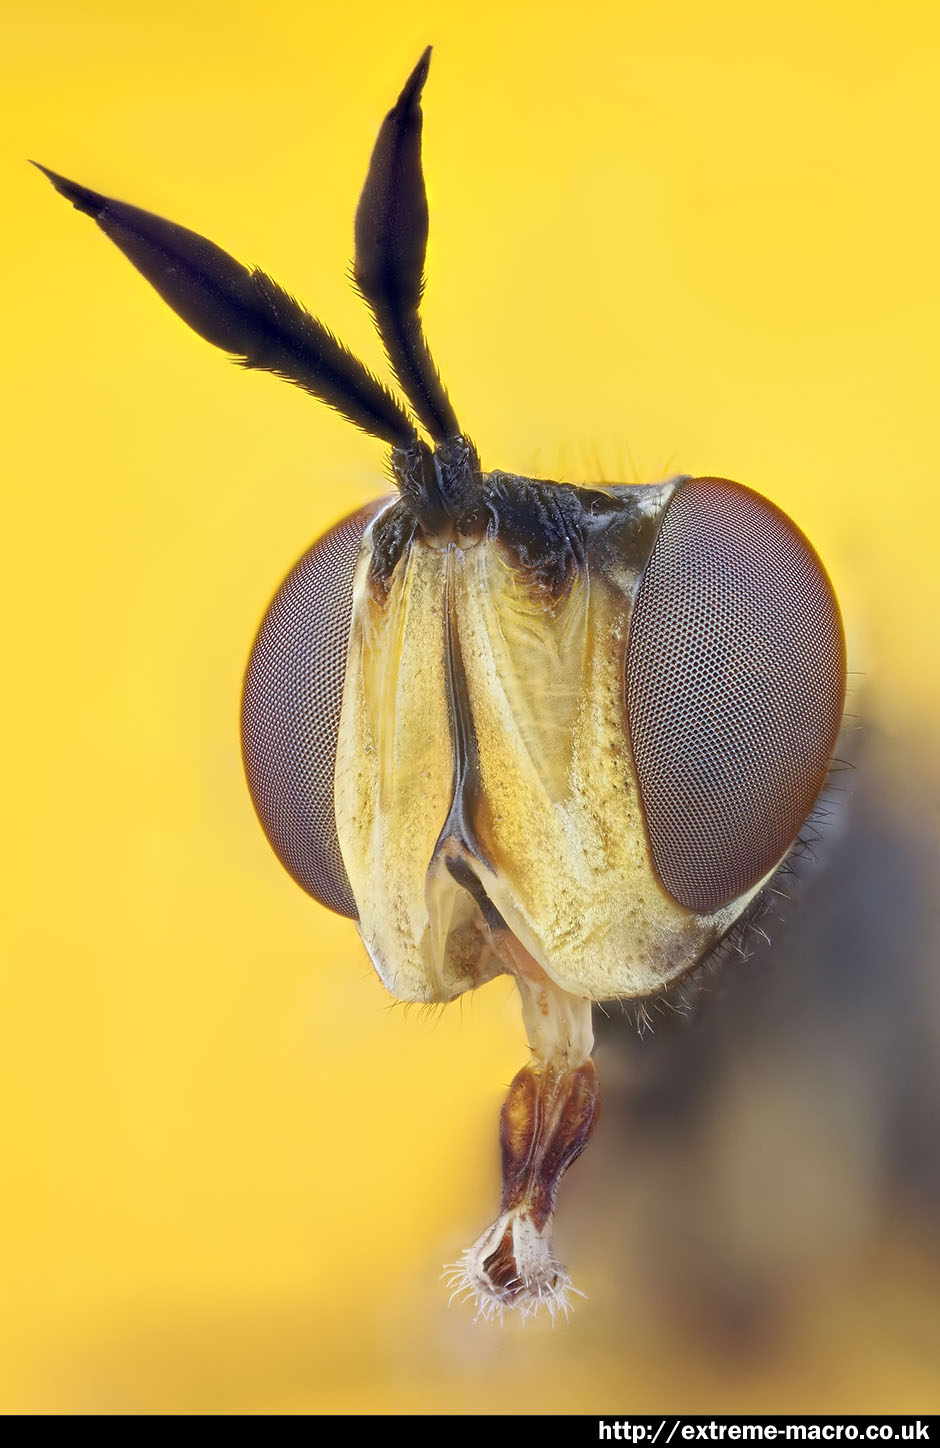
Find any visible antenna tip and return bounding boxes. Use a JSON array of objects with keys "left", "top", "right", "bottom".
[
  {"left": 396, "top": 46, "right": 433, "bottom": 114},
  {"left": 30, "top": 160, "right": 106, "bottom": 219}
]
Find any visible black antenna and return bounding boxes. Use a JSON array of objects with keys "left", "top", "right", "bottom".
[
  {"left": 354, "top": 48, "right": 462, "bottom": 445},
  {"left": 32, "top": 162, "right": 418, "bottom": 449}
]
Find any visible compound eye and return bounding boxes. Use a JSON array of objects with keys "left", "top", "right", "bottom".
[
  {"left": 626, "top": 477, "right": 845, "bottom": 915},
  {"left": 241, "top": 499, "right": 388, "bottom": 918}
]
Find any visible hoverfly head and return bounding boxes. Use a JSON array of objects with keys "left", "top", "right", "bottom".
[{"left": 37, "top": 47, "right": 846, "bottom": 1325}]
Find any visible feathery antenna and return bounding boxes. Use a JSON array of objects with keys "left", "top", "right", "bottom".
[
  {"left": 354, "top": 48, "right": 462, "bottom": 445},
  {"left": 32, "top": 161, "right": 418, "bottom": 448}
]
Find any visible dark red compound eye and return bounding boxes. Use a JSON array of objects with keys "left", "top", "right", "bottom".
[
  {"left": 241, "top": 499, "right": 388, "bottom": 918},
  {"left": 626, "top": 477, "right": 846, "bottom": 915}
]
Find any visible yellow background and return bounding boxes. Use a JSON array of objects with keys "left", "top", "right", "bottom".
[{"left": 3, "top": 0, "right": 939, "bottom": 1415}]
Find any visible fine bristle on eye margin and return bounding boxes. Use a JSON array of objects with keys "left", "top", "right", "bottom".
[{"left": 626, "top": 477, "right": 846, "bottom": 915}]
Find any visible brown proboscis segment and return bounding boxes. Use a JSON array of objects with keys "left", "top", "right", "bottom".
[{"left": 481, "top": 1059, "right": 599, "bottom": 1293}]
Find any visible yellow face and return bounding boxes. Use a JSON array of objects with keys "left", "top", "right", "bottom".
[
  {"left": 323, "top": 465, "right": 842, "bottom": 1014},
  {"left": 335, "top": 479, "right": 761, "bottom": 1005}
]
